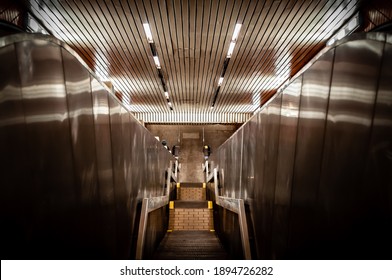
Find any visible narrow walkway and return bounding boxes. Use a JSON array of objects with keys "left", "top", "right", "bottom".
[{"left": 153, "top": 182, "right": 230, "bottom": 259}]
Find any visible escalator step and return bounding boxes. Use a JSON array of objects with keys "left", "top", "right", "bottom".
[{"left": 153, "top": 231, "right": 230, "bottom": 260}]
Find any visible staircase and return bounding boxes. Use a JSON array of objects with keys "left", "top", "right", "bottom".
[{"left": 153, "top": 183, "right": 229, "bottom": 259}]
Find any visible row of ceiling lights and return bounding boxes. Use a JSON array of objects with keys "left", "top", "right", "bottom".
[
  {"left": 142, "top": 23, "right": 173, "bottom": 111},
  {"left": 211, "top": 23, "right": 242, "bottom": 109},
  {"left": 143, "top": 22, "right": 241, "bottom": 111}
]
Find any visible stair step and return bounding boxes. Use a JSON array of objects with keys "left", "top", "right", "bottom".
[
  {"left": 174, "top": 200, "right": 208, "bottom": 208},
  {"left": 153, "top": 231, "right": 230, "bottom": 260},
  {"left": 178, "top": 182, "right": 205, "bottom": 188}
]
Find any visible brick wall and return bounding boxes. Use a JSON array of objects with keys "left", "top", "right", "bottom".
[
  {"left": 177, "top": 188, "right": 206, "bottom": 200},
  {"left": 169, "top": 208, "right": 213, "bottom": 230},
  {"left": 146, "top": 124, "right": 240, "bottom": 182}
]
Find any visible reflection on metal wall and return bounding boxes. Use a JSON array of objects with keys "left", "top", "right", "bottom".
[
  {"left": 0, "top": 34, "right": 173, "bottom": 259},
  {"left": 210, "top": 33, "right": 392, "bottom": 259}
]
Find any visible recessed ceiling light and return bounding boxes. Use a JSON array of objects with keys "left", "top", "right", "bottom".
[
  {"left": 231, "top": 23, "right": 242, "bottom": 42},
  {"left": 153, "top": 56, "right": 161, "bottom": 68},
  {"left": 143, "top": 23, "right": 153, "bottom": 43}
]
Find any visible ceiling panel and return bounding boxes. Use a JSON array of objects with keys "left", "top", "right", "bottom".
[{"left": 20, "top": 0, "right": 362, "bottom": 123}]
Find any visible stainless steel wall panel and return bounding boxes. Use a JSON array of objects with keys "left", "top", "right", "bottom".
[
  {"left": 239, "top": 116, "right": 258, "bottom": 257},
  {"left": 317, "top": 38, "right": 384, "bottom": 258},
  {"left": 0, "top": 43, "right": 29, "bottom": 258},
  {"left": 361, "top": 41, "right": 392, "bottom": 257},
  {"left": 258, "top": 94, "right": 282, "bottom": 259},
  {"left": 120, "top": 106, "right": 131, "bottom": 195},
  {"left": 225, "top": 129, "right": 243, "bottom": 198},
  {"left": 219, "top": 142, "right": 228, "bottom": 196},
  {"left": 126, "top": 115, "right": 141, "bottom": 257},
  {"left": 63, "top": 48, "right": 98, "bottom": 201},
  {"left": 211, "top": 33, "right": 392, "bottom": 259},
  {"left": 241, "top": 117, "right": 256, "bottom": 202},
  {"left": 15, "top": 40, "right": 78, "bottom": 258},
  {"left": 145, "top": 130, "right": 153, "bottom": 193},
  {"left": 145, "top": 128, "right": 156, "bottom": 195},
  {"left": 91, "top": 79, "right": 115, "bottom": 204},
  {"left": 108, "top": 94, "right": 131, "bottom": 258},
  {"left": 272, "top": 77, "right": 302, "bottom": 259},
  {"left": 250, "top": 107, "right": 268, "bottom": 258},
  {"left": 120, "top": 107, "right": 142, "bottom": 258},
  {"left": 288, "top": 49, "right": 334, "bottom": 257},
  {"left": 130, "top": 118, "right": 144, "bottom": 198},
  {"left": 131, "top": 122, "right": 146, "bottom": 199},
  {"left": 210, "top": 123, "right": 245, "bottom": 258},
  {"left": 142, "top": 126, "right": 172, "bottom": 259},
  {"left": 216, "top": 141, "right": 225, "bottom": 189},
  {"left": 63, "top": 47, "right": 107, "bottom": 256},
  {"left": 0, "top": 34, "right": 173, "bottom": 259},
  {"left": 91, "top": 79, "right": 117, "bottom": 258},
  {"left": 0, "top": 43, "right": 25, "bottom": 187}
]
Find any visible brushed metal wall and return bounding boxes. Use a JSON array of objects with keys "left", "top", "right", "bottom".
[
  {"left": 0, "top": 34, "right": 174, "bottom": 259},
  {"left": 210, "top": 33, "right": 392, "bottom": 259}
]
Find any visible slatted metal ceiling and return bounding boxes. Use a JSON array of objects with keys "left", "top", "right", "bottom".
[{"left": 26, "top": 0, "right": 360, "bottom": 123}]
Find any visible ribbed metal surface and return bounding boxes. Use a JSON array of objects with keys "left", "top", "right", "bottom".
[
  {"left": 15, "top": 0, "right": 362, "bottom": 123},
  {"left": 0, "top": 1, "right": 25, "bottom": 28},
  {"left": 153, "top": 231, "right": 230, "bottom": 259},
  {"left": 134, "top": 111, "right": 251, "bottom": 123},
  {"left": 362, "top": 0, "right": 392, "bottom": 32},
  {"left": 209, "top": 33, "right": 392, "bottom": 259}
]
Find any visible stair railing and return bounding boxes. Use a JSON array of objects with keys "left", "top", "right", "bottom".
[
  {"left": 209, "top": 168, "right": 251, "bottom": 260},
  {"left": 204, "top": 160, "right": 214, "bottom": 183},
  {"left": 135, "top": 162, "right": 177, "bottom": 259}
]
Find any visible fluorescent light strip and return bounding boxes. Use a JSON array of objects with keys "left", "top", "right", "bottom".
[
  {"left": 143, "top": 23, "right": 153, "bottom": 43},
  {"left": 153, "top": 56, "right": 161, "bottom": 69},
  {"left": 212, "top": 23, "right": 241, "bottom": 107},
  {"left": 226, "top": 24, "right": 241, "bottom": 58},
  {"left": 326, "top": 13, "right": 359, "bottom": 46},
  {"left": 227, "top": 42, "right": 236, "bottom": 58},
  {"left": 144, "top": 22, "right": 173, "bottom": 109},
  {"left": 218, "top": 77, "right": 224, "bottom": 86},
  {"left": 231, "top": 23, "right": 242, "bottom": 42},
  {"left": 348, "top": 16, "right": 359, "bottom": 30}
]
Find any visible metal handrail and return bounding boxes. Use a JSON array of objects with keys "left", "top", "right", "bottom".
[
  {"left": 171, "top": 160, "right": 179, "bottom": 182},
  {"left": 135, "top": 164, "right": 176, "bottom": 259},
  {"left": 205, "top": 160, "right": 215, "bottom": 183},
  {"left": 210, "top": 168, "right": 251, "bottom": 260}
]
